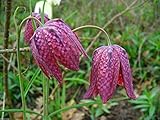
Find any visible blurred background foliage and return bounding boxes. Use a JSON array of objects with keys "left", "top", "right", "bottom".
[{"left": 0, "top": 0, "right": 160, "bottom": 120}]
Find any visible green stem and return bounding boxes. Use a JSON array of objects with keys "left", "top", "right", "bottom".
[
  {"left": 13, "top": 7, "right": 27, "bottom": 120},
  {"left": 43, "top": 77, "right": 49, "bottom": 120},
  {"left": 17, "top": 23, "right": 27, "bottom": 120},
  {"left": 29, "top": 0, "right": 32, "bottom": 15},
  {"left": 29, "top": 0, "right": 37, "bottom": 30},
  {"left": 13, "top": 7, "right": 43, "bottom": 120},
  {"left": 0, "top": 109, "right": 42, "bottom": 116},
  {"left": 41, "top": 2, "right": 48, "bottom": 119},
  {"left": 72, "top": 25, "right": 112, "bottom": 46},
  {"left": 61, "top": 82, "right": 66, "bottom": 106},
  {"left": 41, "top": 0, "right": 46, "bottom": 24},
  {"left": 19, "top": 16, "right": 43, "bottom": 30}
]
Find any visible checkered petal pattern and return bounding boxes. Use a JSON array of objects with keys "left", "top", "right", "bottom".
[
  {"left": 24, "top": 13, "right": 50, "bottom": 43},
  {"left": 84, "top": 45, "right": 136, "bottom": 103},
  {"left": 29, "top": 19, "right": 88, "bottom": 84}
]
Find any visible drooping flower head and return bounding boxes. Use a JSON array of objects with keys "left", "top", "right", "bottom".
[
  {"left": 29, "top": 19, "right": 88, "bottom": 84},
  {"left": 84, "top": 45, "right": 136, "bottom": 103},
  {"left": 24, "top": 13, "right": 50, "bottom": 43}
]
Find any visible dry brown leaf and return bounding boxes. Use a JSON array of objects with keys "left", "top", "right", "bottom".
[
  {"left": 100, "top": 116, "right": 107, "bottom": 120},
  {"left": 61, "top": 99, "right": 77, "bottom": 120},
  {"left": 71, "top": 110, "right": 85, "bottom": 120},
  {"left": 35, "top": 96, "right": 43, "bottom": 110},
  {"left": 14, "top": 112, "right": 23, "bottom": 120}
]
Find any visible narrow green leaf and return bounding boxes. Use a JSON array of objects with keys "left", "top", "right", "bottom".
[
  {"left": 0, "top": 109, "right": 42, "bottom": 116},
  {"left": 95, "top": 108, "right": 103, "bottom": 117},
  {"left": 102, "top": 106, "right": 110, "bottom": 114},
  {"left": 61, "top": 82, "right": 66, "bottom": 106},
  {"left": 134, "top": 104, "right": 149, "bottom": 109},
  {"left": 24, "top": 69, "right": 41, "bottom": 97},
  {"left": 65, "top": 78, "right": 89, "bottom": 85},
  {"left": 130, "top": 100, "right": 148, "bottom": 104},
  {"left": 149, "top": 106, "right": 156, "bottom": 118}
]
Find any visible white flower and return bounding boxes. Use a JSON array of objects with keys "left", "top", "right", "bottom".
[
  {"left": 34, "top": 0, "right": 61, "bottom": 19},
  {"left": 47, "top": 0, "right": 61, "bottom": 5},
  {"left": 34, "top": 1, "right": 52, "bottom": 19}
]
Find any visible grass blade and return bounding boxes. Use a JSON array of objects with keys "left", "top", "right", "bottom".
[{"left": 24, "top": 68, "right": 41, "bottom": 97}]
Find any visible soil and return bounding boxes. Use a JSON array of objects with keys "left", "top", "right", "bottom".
[{"left": 104, "top": 100, "right": 142, "bottom": 120}]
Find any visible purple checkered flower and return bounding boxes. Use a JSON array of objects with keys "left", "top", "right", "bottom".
[
  {"left": 24, "top": 13, "right": 50, "bottom": 43},
  {"left": 29, "top": 19, "right": 88, "bottom": 84},
  {"left": 83, "top": 45, "right": 136, "bottom": 103}
]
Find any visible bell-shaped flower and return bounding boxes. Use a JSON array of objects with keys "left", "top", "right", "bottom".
[
  {"left": 29, "top": 19, "right": 88, "bottom": 84},
  {"left": 83, "top": 45, "right": 136, "bottom": 103},
  {"left": 24, "top": 13, "right": 50, "bottom": 43}
]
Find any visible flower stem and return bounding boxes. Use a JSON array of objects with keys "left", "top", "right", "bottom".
[
  {"left": 19, "top": 16, "right": 43, "bottom": 30},
  {"left": 29, "top": 0, "right": 37, "bottom": 30},
  {"left": 29, "top": 0, "right": 32, "bottom": 15},
  {"left": 41, "top": 1, "right": 49, "bottom": 119},
  {"left": 73, "top": 25, "right": 112, "bottom": 46},
  {"left": 41, "top": 0, "right": 46, "bottom": 24},
  {"left": 43, "top": 77, "right": 49, "bottom": 120},
  {"left": 13, "top": 7, "right": 27, "bottom": 120},
  {"left": 18, "top": 29, "right": 27, "bottom": 120},
  {"left": 13, "top": 7, "right": 43, "bottom": 120}
]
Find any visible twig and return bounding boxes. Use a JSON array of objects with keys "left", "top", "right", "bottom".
[
  {"left": 130, "top": 0, "right": 148, "bottom": 10},
  {"left": 33, "top": 109, "right": 43, "bottom": 120},
  {"left": 8, "top": 42, "right": 17, "bottom": 71},
  {"left": 49, "top": 84, "right": 59, "bottom": 100},
  {"left": 3, "top": 0, "right": 14, "bottom": 119},
  {"left": 120, "top": 0, "right": 128, "bottom": 7},
  {"left": 1, "top": 92, "right": 6, "bottom": 120},
  {"left": 1, "top": 54, "right": 18, "bottom": 71},
  {"left": 85, "top": 0, "right": 138, "bottom": 53},
  {"left": 0, "top": 47, "right": 30, "bottom": 53}
]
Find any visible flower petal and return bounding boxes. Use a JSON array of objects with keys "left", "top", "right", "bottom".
[
  {"left": 83, "top": 46, "right": 106, "bottom": 99},
  {"left": 24, "top": 19, "right": 34, "bottom": 43},
  {"left": 37, "top": 20, "right": 84, "bottom": 70},
  {"left": 113, "top": 45, "right": 136, "bottom": 99},
  {"left": 97, "top": 46, "right": 120, "bottom": 103},
  {"left": 44, "top": 19, "right": 88, "bottom": 58},
  {"left": 24, "top": 13, "right": 49, "bottom": 43},
  {"left": 30, "top": 31, "right": 63, "bottom": 84},
  {"left": 117, "top": 69, "right": 123, "bottom": 86}
]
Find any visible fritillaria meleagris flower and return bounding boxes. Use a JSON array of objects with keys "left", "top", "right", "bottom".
[
  {"left": 24, "top": 13, "right": 50, "bottom": 43},
  {"left": 29, "top": 19, "right": 88, "bottom": 84},
  {"left": 83, "top": 45, "right": 136, "bottom": 103}
]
